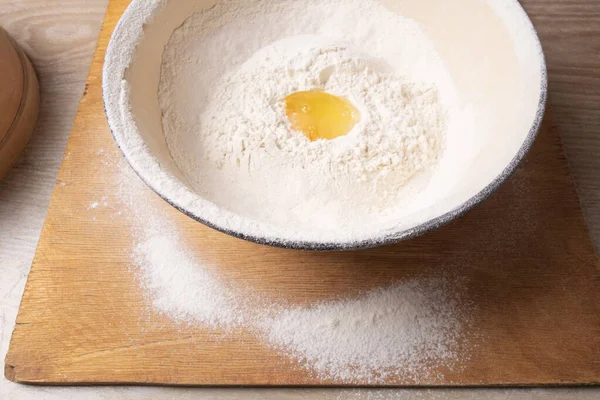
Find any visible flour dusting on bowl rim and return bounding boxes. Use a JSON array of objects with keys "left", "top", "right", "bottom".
[{"left": 102, "top": 0, "right": 548, "bottom": 251}]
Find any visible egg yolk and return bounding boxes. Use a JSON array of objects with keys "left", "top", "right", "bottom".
[{"left": 284, "top": 91, "right": 360, "bottom": 141}]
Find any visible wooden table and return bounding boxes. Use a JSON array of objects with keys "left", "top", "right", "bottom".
[{"left": 0, "top": 0, "right": 598, "bottom": 398}]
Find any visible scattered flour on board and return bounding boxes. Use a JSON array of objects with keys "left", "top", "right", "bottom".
[
  {"left": 100, "top": 156, "right": 473, "bottom": 384},
  {"left": 261, "top": 277, "right": 469, "bottom": 382},
  {"left": 113, "top": 159, "right": 246, "bottom": 328}
]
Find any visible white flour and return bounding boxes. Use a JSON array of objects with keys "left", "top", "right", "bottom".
[
  {"left": 159, "top": 0, "right": 455, "bottom": 241},
  {"left": 133, "top": 225, "right": 244, "bottom": 327},
  {"left": 110, "top": 158, "right": 245, "bottom": 328},
  {"left": 262, "top": 278, "right": 466, "bottom": 382}
]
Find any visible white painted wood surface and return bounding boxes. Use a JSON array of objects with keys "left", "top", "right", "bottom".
[{"left": 0, "top": 0, "right": 598, "bottom": 398}]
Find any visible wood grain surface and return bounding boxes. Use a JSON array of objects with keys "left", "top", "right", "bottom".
[
  {"left": 524, "top": 0, "right": 600, "bottom": 254},
  {"left": 3, "top": 0, "right": 600, "bottom": 387},
  {"left": 1, "top": 0, "right": 600, "bottom": 398}
]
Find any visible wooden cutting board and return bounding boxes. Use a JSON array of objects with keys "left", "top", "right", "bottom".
[{"left": 5, "top": 0, "right": 600, "bottom": 387}]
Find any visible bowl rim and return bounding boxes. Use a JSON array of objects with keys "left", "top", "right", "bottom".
[{"left": 102, "top": 0, "right": 548, "bottom": 251}]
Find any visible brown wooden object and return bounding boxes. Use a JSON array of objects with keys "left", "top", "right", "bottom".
[{"left": 0, "top": 26, "right": 40, "bottom": 180}]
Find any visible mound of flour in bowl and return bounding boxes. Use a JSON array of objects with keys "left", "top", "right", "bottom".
[{"left": 159, "top": 0, "right": 457, "bottom": 241}]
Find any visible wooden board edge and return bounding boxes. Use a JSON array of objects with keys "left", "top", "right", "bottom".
[{"left": 4, "top": 362, "right": 16, "bottom": 383}]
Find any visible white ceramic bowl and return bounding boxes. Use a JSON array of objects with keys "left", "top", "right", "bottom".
[{"left": 103, "top": 0, "right": 547, "bottom": 250}]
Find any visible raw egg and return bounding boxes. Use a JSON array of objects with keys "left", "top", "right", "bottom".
[{"left": 284, "top": 91, "right": 360, "bottom": 141}]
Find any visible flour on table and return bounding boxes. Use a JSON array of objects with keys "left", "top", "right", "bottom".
[
  {"left": 261, "top": 277, "right": 468, "bottom": 383},
  {"left": 159, "top": 0, "right": 457, "bottom": 242},
  {"left": 112, "top": 156, "right": 470, "bottom": 384}
]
